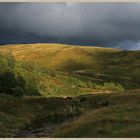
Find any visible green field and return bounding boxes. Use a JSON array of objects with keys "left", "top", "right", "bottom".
[{"left": 0, "top": 43, "right": 140, "bottom": 137}]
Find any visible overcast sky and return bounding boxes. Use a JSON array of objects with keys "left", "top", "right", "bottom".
[{"left": 0, "top": 3, "right": 140, "bottom": 50}]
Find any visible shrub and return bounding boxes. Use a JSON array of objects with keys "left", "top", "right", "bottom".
[
  {"left": 87, "top": 81, "right": 93, "bottom": 88},
  {"left": 102, "top": 82, "right": 124, "bottom": 92},
  {"left": 0, "top": 54, "right": 40, "bottom": 97},
  {"left": 0, "top": 70, "right": 25, "bottom": 96}
]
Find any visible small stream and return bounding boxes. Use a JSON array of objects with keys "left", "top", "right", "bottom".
[
  {"left": 13, "top": 125, "right": 55, "bottom": 137},
  {"left": 12, "top": 115, "right": 77, "bottom": 137}
]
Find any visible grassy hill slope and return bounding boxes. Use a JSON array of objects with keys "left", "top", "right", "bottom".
[
  {"left": 52, "top": 90, "right": 140, "bottom": 137},
  {"left": 0, "top": 43, "right": 140, "bottom": 90},
  {"left": 0, "top": 43, "right": 119, "bottom": 72},
  {"left": 0, "top": 93, "right": 81, "bottom": 137},
  {"left": 0, "top": 53, "right": 124, "bottom": 97},
  {"left": 0, "top": 43, "right": 140, "bottom": 137},
  {"left": 0, "top": 90, "right": 140, "bottom": 137}
]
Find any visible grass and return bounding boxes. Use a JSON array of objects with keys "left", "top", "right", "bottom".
[
  {"left": 0, "top": 43, "right": 121, "bottom": 72},
  {"left": 0, "top": 93, "right": 81, "bottom": 137},
  {"left": 0, "top": 43, "right": 140, "bottom": 90},
  {"left": 51, "top": 90, "right": 140, "bottom": 137},
  {"left": 0, "top": 52, "right": 125, "bottom": 97},
  {"left": 0, "top": 90, "right": 140, "bottom": 137},
  {"left": 0, "top": 43, "right": 140, "bottom": 137}
]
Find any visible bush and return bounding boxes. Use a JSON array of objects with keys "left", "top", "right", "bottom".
[
  {"left": 87, "top": 81, "right": 93, "bottom": 88},
  {"left": 11, "top": 86, "right": 24, "bottom": 97},
  {"left": 0, "top": 54, "right": 40, "bottom": 97},
  {"left": 102, "top": 82, "right": 124, "bottom": 92},
  {"left": 0, "top": 70, "right": 25, "bottom": 96}
]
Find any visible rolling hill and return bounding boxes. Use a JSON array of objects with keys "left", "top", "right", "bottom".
[
  {"left": 0, "top": 43, "right": 140, "bottom": 90},
  {"left": 0, "top": 43, "right": 120, "bottom": 72},
  {"left": 0, "top": 43, "right": 140, "bottom": 137}
]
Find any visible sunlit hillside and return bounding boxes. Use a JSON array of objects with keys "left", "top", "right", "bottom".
[
  {"left": 0, "top": 43, "right": 120, "bottom": 72},
  {"left": 0, "top": 43, "right": 140, "bottom": 137},
  {"left": 0, "top": 43, "right": 140, "bottom": 90}
]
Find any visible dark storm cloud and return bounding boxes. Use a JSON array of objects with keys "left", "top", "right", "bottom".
[{"left": 0, "top": 3, "right": 140, "bottom": 50}]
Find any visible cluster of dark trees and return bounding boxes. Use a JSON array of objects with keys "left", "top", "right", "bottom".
[{"left": 0, "top": 54, "right": 39, "bottom": 97}]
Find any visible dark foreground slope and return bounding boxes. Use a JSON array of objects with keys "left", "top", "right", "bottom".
[
  {"left": 0, "top": 90, "right": 140, "bottom": 137},
  {"left": 51, "top": 90, "right": 140, "bottom": 138},
  {"left": 0, "top": 93, "right": 81, "bottom": 137}
]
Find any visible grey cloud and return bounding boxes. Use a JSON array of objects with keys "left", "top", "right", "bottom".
[
  {"left": 0, "top": 3, "right": 140, "bottom": 50},
  {"left": 115, "top": 40, "right": 140, "bottom": 50}
]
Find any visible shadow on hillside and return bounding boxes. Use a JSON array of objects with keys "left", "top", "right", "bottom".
[{"left": 58, "top": 60, "right": 92, "bottom": 72}]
